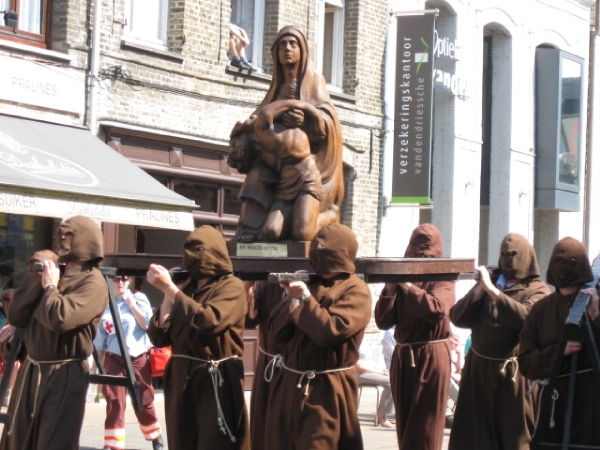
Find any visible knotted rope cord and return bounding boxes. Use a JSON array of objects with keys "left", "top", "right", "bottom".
[
  {"left": 9, "top": 355, "right": 86, "bottom": 436},
  {"left": 470, "top": 347, "right": 519, "bottom": 382},
  {"left": 395, "top": 338, "right": 450, "bottom": 367},
  {"left": 263, "top": 353, "right": 354, "bottom": 396},
  {"left": 172, "top": 354, "right": 240, "bottom": 443},
  {"left": 529, "top": 368, "right": 593, "bottom": 429}
]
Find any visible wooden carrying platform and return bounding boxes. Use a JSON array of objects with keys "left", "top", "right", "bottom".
[{"left": 101, "top": 253, "right": 476, "bottom": 283}]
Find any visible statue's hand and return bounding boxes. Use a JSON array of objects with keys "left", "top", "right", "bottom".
[{"left": 281, "top": 108, "right": 304, "bottom": 128}]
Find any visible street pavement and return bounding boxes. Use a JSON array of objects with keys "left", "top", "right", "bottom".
[{"left": 1, "top": 387, "right": 450, "bottom": 449}]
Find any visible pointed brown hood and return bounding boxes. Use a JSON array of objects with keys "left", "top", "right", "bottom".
[
  {"left": 58, "top": 215, "right": 104, "bottom": 265},
  {"left": 309, "top": 223, "right": 357, "bottom": 275},
  {"left": 182, "top": 226, "right": 233, "bottom": 279},
  {"left": 546, "top": 237, "right": 594, "bottom": 289},
  {"left": 404, "top": 223, "right": 443, "bottom": 258},
  {"left": 498, "top": 233, "right": 540, "bottom": 280}
]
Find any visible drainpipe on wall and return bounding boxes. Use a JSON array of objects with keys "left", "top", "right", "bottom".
[
  {"left": 584, "top": 0, "right": 599, "bottom": 251},
  {"left": 377, "top": 9, "right": 396, "bottom": 257},
  {"left": 87, "top": 0, "right": 103, "bottom": 135}
]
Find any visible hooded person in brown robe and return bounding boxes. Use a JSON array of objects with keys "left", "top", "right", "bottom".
[
  {"left": 146, "top": 225, "right": 249, "bottom": 450},
  {"left": 519, "top": 237, "right": 600, "bottom": 446},
  {"left": 228, "top": 25, "right": 344, "bottom": 243},
  {"left": 374, "top": 223, "right": 455, "bottom": 450},
  {"left": 1, "top": 215, "right": 108, "bottom": 450},
  {"left": 449, "top": 233, "right": 550, "bottom": 450},
  {"left": 265, "top": 223, "right": 371, "bottom": 449},
  {"left": 244, "top": 280, "right": 286, "bottom": 450}
]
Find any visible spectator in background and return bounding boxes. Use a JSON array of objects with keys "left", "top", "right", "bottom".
[
  {"left": 0, "top": 290, "right": 13, "bottom": 329},
  {"left": 381, "top": 326, "right": 395, "bottom": 371},
  {"left": 445, "top": 334, "right": 463, "bottom": 428},
  {"left": 0, "top": 289, "right": 18, "bottom": 409},
  {"left": 356, "top": 345, "right": 395, "bottom": 428},
  {"left": 94, "top": 275, "right": 163, "bottom": 450},
  {"left": 229, "top": 3, "right": 257, "bottom": 71}
]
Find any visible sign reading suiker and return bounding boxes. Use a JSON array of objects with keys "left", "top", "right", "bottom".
[{"left": 392, "top": 14, "right": 435, "bottom": 204}]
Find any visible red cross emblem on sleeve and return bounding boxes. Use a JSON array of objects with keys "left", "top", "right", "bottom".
[{"left": 103, "top": 321, "right": 115, "bottom": 334}]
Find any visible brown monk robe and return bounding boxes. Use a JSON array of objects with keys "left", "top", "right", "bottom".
[
  {"left": 449, "top": 233, "right": 550, "bottom": 450},
  {"left": 146, "top": 225, "right": 249, "bottom": 450},
  {"left": 244, "top": 281, "right": 286, "bottom": 450},
  {"left": 1, "top": 216, "right": 108, "bottom": 450},
  {"left": 375, "top": 223, "right": 455, "bottom": 450},
  {"left": 265, "top": 224, "right": 371, "bottom": 449},
  {"left": 519, "top": 237, "right": 600, "bottom": 446}
]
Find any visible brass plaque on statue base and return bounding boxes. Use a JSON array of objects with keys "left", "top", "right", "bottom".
[{"left": 226, "top": 241, "right": 311, "bottom": 258}]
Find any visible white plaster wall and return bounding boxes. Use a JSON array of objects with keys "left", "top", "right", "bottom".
[{"left": 379, "top": 0, "right": 593, "bottom": 275}]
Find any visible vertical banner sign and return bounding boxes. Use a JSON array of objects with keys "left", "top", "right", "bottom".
[{"left": 391, "top": 14, "right": 435, "bottom": 204}]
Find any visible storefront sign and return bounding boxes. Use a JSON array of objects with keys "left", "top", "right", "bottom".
[
  {"left": 0, "top": 55, "right": 84, "bottom": 115},
  {"left": 0, "top": 131, "right": 98, "bottom": 187},
  {"left": 0, "top": 190, "right": 195, "bottom": 230},
  {"left": 434, "top": 29, "right": 467, "bottom": 97},
  {"left": 392, "top": 14, "right": 435, "bottom": 204}
]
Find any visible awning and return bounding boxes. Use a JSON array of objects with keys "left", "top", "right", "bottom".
[{"left": 0, "top": 114, "right": 197, "bottom": 230}]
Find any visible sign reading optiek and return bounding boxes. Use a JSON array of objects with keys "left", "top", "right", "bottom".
[{"left": 392, "top": 14, "right": 435, "bottom": 204}]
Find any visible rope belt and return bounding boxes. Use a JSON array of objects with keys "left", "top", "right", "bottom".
[
  {"left": 396, "top": 338, "right": 449, "bottom": 367},
  {"left": 529, "top": 368, "right": 593, "bottom": 429},
  {"left": 264, "top": 353, "right": 354, "bottom": 396},
  {"left": 9, "top": 355, "right": 86, "bottom": 436},
  {"left": 470, "top": 347, "right": 519, "bottom": 382},
  {"left": 171, "top": 354, "right": 240, "bottom": 443}
]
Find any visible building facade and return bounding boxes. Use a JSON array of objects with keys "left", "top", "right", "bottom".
[
  {"left": 380, "top": 0, "right": 596, "bottom": 296},
  {"left": 0, "top": 0, "right": 389, "bottom": 295}
]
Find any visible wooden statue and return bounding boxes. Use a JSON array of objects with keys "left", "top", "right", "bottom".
[{"left": 228, "top": 25, "right": 344, "bottom": 243}]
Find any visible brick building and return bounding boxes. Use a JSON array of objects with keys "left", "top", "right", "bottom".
[{"left": 0, "top": 0, "right": 389, "bottom": 295}]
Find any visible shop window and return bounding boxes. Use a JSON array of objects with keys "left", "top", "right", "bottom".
[
  {"left": 231, "top": 0, "right": 264, "bottom": 69},
  {"left": 124, "top": 0, "right": 169, "bottom": 48},
  {"left": 0, "top": 0, "right": 49, "bottom": 48},
  {"left": 0, "top": 213, "right": 50, "bottom": 290},
  {"left": 166, "top": 177, "right": 241, "bottom": 222},
  {"left": 316, "top": 0, "right": 344, "bottom": 89},
  {"left": 535, "top": 48, "right": 583, "bottom": 211},
  {"left": 174, "top": 180, "right": 219, "bottom": 213}
]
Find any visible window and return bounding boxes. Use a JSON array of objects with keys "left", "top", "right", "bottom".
[
  {"left": 316, "top": 0, "right": 344, "bottom": 89},
  {"left": 124, "top": 0, "right": 169, "bottom": 48},
  {"left": 231, "top": 0, "right": 264, "bottom": 69},
  {"left": 0, "top": 0, "right": 48, "bottom": 47},
  {"left": 163, "top": 177, "right": 241, "bottom": 220}
]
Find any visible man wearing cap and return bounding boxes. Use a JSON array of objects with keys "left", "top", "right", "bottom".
[
  {"left": 264, "top": 223, "right": 372, "bottom": 449},
  {"left": 3, "top": 216, "right": 108, "bottom": 450}
]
